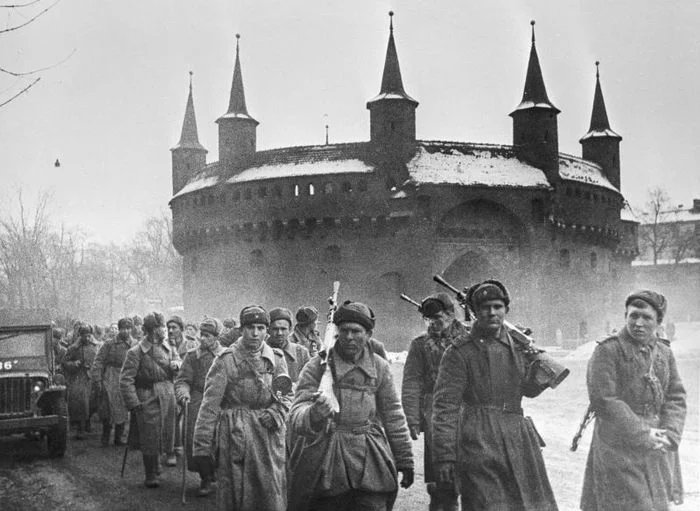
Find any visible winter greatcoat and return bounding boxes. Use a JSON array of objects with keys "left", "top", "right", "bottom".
[
  {"left": 119, "top": 337, "right": 180, "bottom": 456},
  {"left": 192, "top": 339, "right": 291, "bottom": 511},
  {"left": 268, "top": 338, "right": 310, "bottom": 384},
  {"left": 91, "top": 335, "right": 134, "bottom": 425},
  {"left": 62, "top": 338, "right": 100, "bottom": 422},
  {"left": 431, "top": 323, "right": 558, "bottom": 511},
  {"left": 402, "top": 319, "right": 468, "bottom": 482},
  {"left": 581, "top": 327, "right": 686, "bottom": 511},
  {"left": 288, "top": 342, "right": 414, "bottom": 511},
  {"left": 174, "top": 341, "right": 224, "bottom": 473}
]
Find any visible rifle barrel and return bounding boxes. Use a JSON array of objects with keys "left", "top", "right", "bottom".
[
  {"left": 400, "top": 294, "right": 421, "bottom": 309},
  {"left": 432, "top": 275, "right": 461, "bottom": 295}
]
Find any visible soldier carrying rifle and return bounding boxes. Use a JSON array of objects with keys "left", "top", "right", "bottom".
[{"left": 431, "top": 279, "right": 559, "bottom": 511}]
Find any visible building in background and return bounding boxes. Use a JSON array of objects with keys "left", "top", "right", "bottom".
[
  {"left": 168, "top": 17, "right": 638, "bottom": 348},
  {"left": 632, "top": 200, "right": 700, "bottom": 324}
]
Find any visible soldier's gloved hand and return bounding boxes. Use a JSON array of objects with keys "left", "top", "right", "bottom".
[
  {"left": 409, "top": 425, "right": 420, "bottom": 441},
  {"left": 436, "top": 462, "right": 454, "bottom": 485},
  {"left": 309, "top": 394, "right": 334, "bottom": 426},
  {"left": 169, "top": 360, "right": 181, "bottom": 371},
  {"left": 180, "top": 396, "right": 190, "bottom": 407},
  {"left": 399, "top": 468, "right": 414, "bottom": 488},
  {"left": 649, "top": 428, "right": 672, "bottom": 451},
  {"left": 258, "top": 410, "right": 277, "bottom": 430}
]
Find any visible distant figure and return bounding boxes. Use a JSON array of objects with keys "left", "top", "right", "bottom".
[
  {"left": 90, "top": 317, "right": 135, "bottom": 446},
  {"left": 267, "top": 307, "right": 310, "bottom": 383},
  {"left": 290, "top": 306, "right": 321, "bottom": 357},
  {"left": 581, "top": 290, "right": 687, "bottom": 510},
  {"left": 175, "top": 317, "right": 224, "bottom": 498},
  {"left": 62, "top": 323, "right": 100, "bottom": 440}
]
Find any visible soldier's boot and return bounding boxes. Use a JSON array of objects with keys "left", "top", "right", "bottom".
[
  {"left": 143, "top": 455, "right": 160, "bottom": 488},
  {"left": 428, "top": 482, "right": 459, "bottom": 511},
  {"left": 113, "top": 423, "right": 125, "bottom": 446},
  {"left": 101, "top": 422, "right": 112, "bottom": 447},
  {"left": 74, "top": 421, "right": 85, "bottom": 440},
  {"left": 197, "top": 460, "right": 214, "bottom": 497}
]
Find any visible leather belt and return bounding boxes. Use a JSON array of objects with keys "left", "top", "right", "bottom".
[{"left": 464, "top": 403, "right": 523, "bottom": 415}]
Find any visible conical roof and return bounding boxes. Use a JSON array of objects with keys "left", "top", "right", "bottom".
[
  {"left": 367, "top": 12, "right": 418, "bottom": 106},
  {"left": 172, "top": 72, "right": 206, "bottom": 151},
  {"left": 580, "top": 62, "right": 621, "bottom": 141},
  {"left": 511, "top": 21, "right": 559, "bottom": 114},
  {"left": 218, "top": 34, "right": 258, "bottom": 123}
]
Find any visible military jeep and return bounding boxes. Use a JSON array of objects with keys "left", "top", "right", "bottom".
[{"left": 0, "top": 324, "right": 68, "bottom": 457}]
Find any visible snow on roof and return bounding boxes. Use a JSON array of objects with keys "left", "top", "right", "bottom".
[
  {"left": 620, "top": 203, "right": 640, "bottom": 222},
  {"left": 406, "top": 142, "right": 550, "bottom": 189},
  {"left": 652, "top": 208, "right": 700, "bottom": 224},
  {"left": 580, "top": 128, "right": 621, "bottom": 141},
  {"left": 367, "top": 92, "right": 418, "bottom": 104},
  {"left": 558, "top": 154, "right": 618, "bottom": 192},
  {"left": 229, "top": 158, "right": 373, "bottom": 183},
  {"left": 511, "top": 101, "right": 559, "bottom": 112},
  {"left": 174, "top": 175, "right": 220, "bottom": 197}
]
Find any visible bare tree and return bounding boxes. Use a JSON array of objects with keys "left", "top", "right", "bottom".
[
  {"left": 639, "top": 187, "right": 673, "bottom": 265},
  {"left": 0, "top": 0, "right": 70, "bottom": 107}
]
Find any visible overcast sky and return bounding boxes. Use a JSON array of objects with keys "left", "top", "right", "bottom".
[{"left": 1, "top": 0, "right": 699, "bottom": 243}]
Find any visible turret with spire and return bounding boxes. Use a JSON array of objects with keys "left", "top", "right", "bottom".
[
  {"left": 366, "top": 11, "right": 419, "bottom": 163},
  {"left": 510, "top": 21, "right": 560, "bottom": 182},
  {"left": 171, "top": 71, "right": 207, "bottom": 195},
  {"left": 217, "top": 34, "right": 259, "bottom": 170},
  {"left": 580, "top": 61, "right": 622, "bottom": 189}
]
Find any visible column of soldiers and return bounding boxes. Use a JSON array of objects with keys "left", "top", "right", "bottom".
[{"left": 53, "top": 279, "right": 686, "bottom": 511}]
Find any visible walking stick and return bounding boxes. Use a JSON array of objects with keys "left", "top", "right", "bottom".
[{"left": 181, "top": 402, "right": 188, "bottom": 504}]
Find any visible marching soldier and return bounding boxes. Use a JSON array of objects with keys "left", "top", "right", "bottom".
[
  {"left": 290, "top": 306, "right": 321, "bottom": 357},
  {"left": 431, "top": 280, "right": 558, "bottom": 511},
  {"left": 175, "top": 317, "right": 225, "bottom": 498},
  {"left": 402, "top": 293, "right": 464, "bottom": 511},
  {"left": 267, "top": 307, "right": 310, "bottom": 383},
  {"left": 192, "top": 306, "right": 291, "bottom": 510},
  {"left": 62, "top": 323, "right": 100, "bottom": 440},
  {"left": 120, "top": 312, "right": 181, "bottom": 488},
  {"left": 91, "top": 317, "right": 135, "bottom": 446},
  {"left": 581, "top": 290, "right": 686, "bottom": 511},
  {"left": 288, "top": 301, "right": 414, "bottom": 511},
  {"left": 167, "top": 314, "right": 197, "bottom": 459}
]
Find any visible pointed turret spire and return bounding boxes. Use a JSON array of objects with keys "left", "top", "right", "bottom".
[
  {"left": 513, "top": 21, "right": 559, "bottom": 113},
  {"left": 580, "top": 61, "right": 622, "bottom": 190},
  {"left": 581, "top": 61, "right": 621, "bottom": 139},
  {"left": 368, "top": 11, "right": 417, "bottom": 105},
  {"left": 174, "top": 71, "right": 206, "bottom": 151},
  {"left": 219, "top": 34, "right": 257, "bottom": 122}
]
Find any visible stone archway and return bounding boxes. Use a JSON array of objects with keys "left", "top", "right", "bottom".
[{"left": 442, "top": 250, "right": 497, "bottom": 290}]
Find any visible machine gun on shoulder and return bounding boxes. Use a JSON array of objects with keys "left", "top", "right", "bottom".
[{"left": 432, "top": 274, "right": 569, "bottom": 390}]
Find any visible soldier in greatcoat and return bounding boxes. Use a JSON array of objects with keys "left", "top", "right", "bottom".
[
  {"left": 431, "top": 280, "right": 558, "bottom": 511},
  {"left": 90, "top": 317, "right": 135, "bottom": 446},
  {"left": 174, "top": 316, "right": 224, "bottom": 498},
  {"left": 167, "top": 314, "right": 198, "bottom": 462},
  {"left": 288, "top": 301, "right": 414, "bottom": 511},
  {"left": 192, "top": 306, "right": 292, "bottom": 511},
  {"left": 402, "top": 293, "right": 464, "bottom": 511},
  {"left": 267, "top": 307, "right": 310, "bottom": 384},
  {"left": 120, "top": 312, "right": 181, "bottom": 488},
  {"left": 581, "top": 290, "right": 686, "bottom": 511},
  {"left": 62, "top": 323, "right": 100, "bottom": 440}
]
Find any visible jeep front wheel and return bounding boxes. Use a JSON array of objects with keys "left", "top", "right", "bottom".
[{"left": 47, "top": 396, "right": 68, "bottom": 458}]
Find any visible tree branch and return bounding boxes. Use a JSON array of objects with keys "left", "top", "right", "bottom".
[
  {"left": 0, "top": 48, "right": 75, "bottom": 77},
  {"left": 0, "top": 77, "right": 39, "bottom": 108},
  {"left": 0, "top": 0, "right": 43, "bottom": 8},
  {"left": 0, "top": 0, "right": 60, "bottom": 34}
]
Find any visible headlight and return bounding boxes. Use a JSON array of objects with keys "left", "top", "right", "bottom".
[{"left": 32, "top": 379, "right": 46, "bottom": 393}]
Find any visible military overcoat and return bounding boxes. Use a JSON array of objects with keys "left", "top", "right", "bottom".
[
  {"left": 62, "top": 338, "right": 100, "bottom": 422},
  {"left": 581, "top": 327, "right": 686, "bottom": 511},
  {"left": 91, "top": 335, "right": 134, "bottom": 425},
  {"left": 192, "top": 339, "right": 291, "bottom": 511}
]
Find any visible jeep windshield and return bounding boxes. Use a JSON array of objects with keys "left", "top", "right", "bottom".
[{"left": 0, "top": 332, "right": 47, "bottom": 357}]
